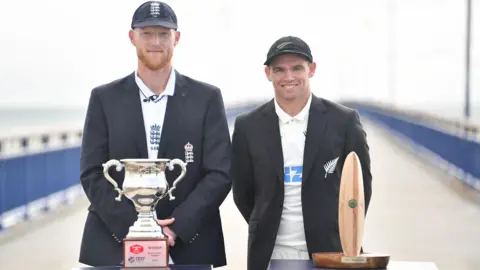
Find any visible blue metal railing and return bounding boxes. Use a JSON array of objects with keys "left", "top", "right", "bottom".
[
  {"left": 344, "top": 101, "right": 480, "bottom": 199},
  {"left": 0, "top": 102, "right": 262, "bottom": 232},
  {"left": 3, "top": 99, "right": 477, "bottom": 231}
]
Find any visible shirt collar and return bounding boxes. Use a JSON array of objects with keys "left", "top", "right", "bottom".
[
  {"left": 135, "top": 68, "right": 176, "bottom": 101},
  {"left": 274, "top": 93, "right": 312, "bottom": 124}
]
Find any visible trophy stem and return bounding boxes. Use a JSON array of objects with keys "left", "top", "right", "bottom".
[{"left": 127, "top": 210, "right": 165, "bottom": 239}]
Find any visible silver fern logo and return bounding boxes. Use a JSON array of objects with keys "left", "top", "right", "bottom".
[
  {"left": 323, "top": 157, "right": 339, "bottom": 178},
  {"left": 276, "top": 41, "right": 292, "bottom": 50}
]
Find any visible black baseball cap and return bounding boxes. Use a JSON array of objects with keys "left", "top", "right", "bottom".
[
  {"left": 131, "top": 1, "right": 178, "bottom": 30},
  {"left": 264, "top": 36, "right": 313, "bottom": 66}
]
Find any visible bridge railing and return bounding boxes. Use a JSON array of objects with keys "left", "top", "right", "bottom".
[
  {"left": 342, "top": 100, "right": 480, "bottom": 203},
  {"left": 6, "top": 99, "right": 475, "bottom": 231},
  {"left": 0, "top": 102, "right": 263, "bottom": 232}
]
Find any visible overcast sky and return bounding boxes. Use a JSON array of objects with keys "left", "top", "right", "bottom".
[{"left": 0, "top": 0, "right": 478, "bottom": 110}]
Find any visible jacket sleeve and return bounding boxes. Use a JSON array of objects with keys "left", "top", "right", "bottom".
[
  {"left": 231, "top": 115, "right": 255, "bottom": 223},
  {"left": 168, "top": 88, "right": 232, "bottom": 242},
  {"left": 80, "top": 88, "right": 138, "bottom": 242},
  {"left": 344, "top": 110, "right": 373, "bottom": 214}
]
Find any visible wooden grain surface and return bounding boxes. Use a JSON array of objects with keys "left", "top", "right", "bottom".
[{"left": 338, "top": 151, "right": 365, "bottom": 257}]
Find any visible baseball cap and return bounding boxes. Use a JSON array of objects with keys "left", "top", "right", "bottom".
[
  {"left": 264, "top": 36, "right": 313, "bottom": 66},
  {"left": 131, "top": 1, "right": 178, "bottom": 30}
]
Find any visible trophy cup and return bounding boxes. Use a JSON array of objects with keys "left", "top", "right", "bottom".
[
  {"left": 312, "top": 151, "right": 390, "bottom": 269},
  {"left": 103, "top": 158, "right": 187, "bottom": 268}
]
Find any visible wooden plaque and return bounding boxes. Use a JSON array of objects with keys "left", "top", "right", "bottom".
[{"left": 123, "top": 237, "right": 170, "bottom": 268}]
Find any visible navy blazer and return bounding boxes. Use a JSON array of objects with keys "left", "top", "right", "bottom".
[{"left": 79, "top": 70, "right": 232, "bottom": 267}]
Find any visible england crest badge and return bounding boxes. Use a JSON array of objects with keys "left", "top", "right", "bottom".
[{"left": 184, "top": 142, "right": 194, "bottom": 163}]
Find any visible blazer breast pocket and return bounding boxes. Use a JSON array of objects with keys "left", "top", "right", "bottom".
[{"left": 320, "top": 135, "right": 345, "bottom": 173}]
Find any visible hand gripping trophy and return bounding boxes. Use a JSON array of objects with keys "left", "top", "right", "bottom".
[{"left": 103, "top": 158, "right": 187, "bottom": 268}]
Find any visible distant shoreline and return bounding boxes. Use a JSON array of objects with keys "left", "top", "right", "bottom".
[{"left": 0, "top": 103, "right": 478, "bottom": 135}]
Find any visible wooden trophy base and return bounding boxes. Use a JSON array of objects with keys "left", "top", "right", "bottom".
[
  {"left": 312, "top": 252, "right": 390, "bottom": 269},
  {"left": 123, "top": 237, "right": 170, "bottom": 268}
]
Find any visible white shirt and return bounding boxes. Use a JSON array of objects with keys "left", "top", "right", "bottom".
[
  {"left": 271, "top": 94, "right": 312, "bottom": 259},
  {"left": 135, "top": 69, "right": 176, "bottom": 159},
  {"left": 134, "top": 68, "right": 176, "bottom": 264}
]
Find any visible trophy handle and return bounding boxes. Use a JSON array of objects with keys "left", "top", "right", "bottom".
[
  {"left": 102, "top": 159, "right": 124, "bottom": 202},
  {"left": 166, "top": 158, "right": 187, "bottom": 200}
]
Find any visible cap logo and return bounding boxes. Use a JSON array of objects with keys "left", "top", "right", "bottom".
[
  {"left": 150, "top": 2, "right": 161, "bottom": 17},
  {"left": 276, "top": 41, "right": 292, "bottom": 50}
]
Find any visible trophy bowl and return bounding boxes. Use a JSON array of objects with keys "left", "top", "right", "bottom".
[{"left": 102, "top": 158, "right": 187, "bottom": 268}]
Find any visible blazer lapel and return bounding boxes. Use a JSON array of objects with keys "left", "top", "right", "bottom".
[
  {"left": 302, "top": 95, "right": 328, "bottom": 182},
  {"left": 157, "top": 70, "right": 188, "bottom": 158},
  {"left": 122, "top": 72, "right": 148, "bottom": 158},
  {"left": 260, "top": 100, "right": 284, "bottom": 183}
]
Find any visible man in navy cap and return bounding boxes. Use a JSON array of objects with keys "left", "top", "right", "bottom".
[
  {"left": 79, "top": 1, "right": 232, "bottom": 267},
  {"left": 231, "top": 36, "right": 372, "bottom": 270}
]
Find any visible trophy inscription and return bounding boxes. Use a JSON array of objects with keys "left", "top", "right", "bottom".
[{"left": 103, "top": 158, "right": 186, "bottom": 268}]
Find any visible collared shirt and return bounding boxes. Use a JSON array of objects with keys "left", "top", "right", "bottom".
[
  {"left": 272, "top": 93, "right": 312, "bottom": 257},
  {"left": 135, "top": 68, "right": 176, "bottom": 159},
  {"left": 134, "top": 69, "right": 176, "bottom": 265}
]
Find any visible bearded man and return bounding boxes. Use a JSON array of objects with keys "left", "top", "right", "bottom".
[{"left": 78, "top": 1, "right": 232, "bottom": 268}]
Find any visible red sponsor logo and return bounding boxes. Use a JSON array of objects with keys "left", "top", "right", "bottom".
[{"left": 129, "top": 244, "right": 144, "bottom": 254}]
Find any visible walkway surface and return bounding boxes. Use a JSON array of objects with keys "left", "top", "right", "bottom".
[{"left": 1, "top": 120, "right": 479, "bottom": 270}]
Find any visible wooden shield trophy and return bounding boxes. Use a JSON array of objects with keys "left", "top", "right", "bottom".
[{"left": 312, "top": 151, "right": 390, "bottom": 269}]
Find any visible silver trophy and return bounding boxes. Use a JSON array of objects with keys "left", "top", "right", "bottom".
[
  {"left": 103, "top": 158, "right": 187, "bottom": 239},
  {"left": 103, "top": 158, "right": 187, "bottom": 267}
]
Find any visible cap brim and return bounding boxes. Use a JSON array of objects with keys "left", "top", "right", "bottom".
[
  {"left": 264, "top": 50, "right": 312, "bottom": 66},
  {"left": 132, "top": 20, "right": 177, "bottom": 29}
]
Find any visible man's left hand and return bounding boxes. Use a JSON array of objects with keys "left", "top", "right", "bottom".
[
  {"left": 163, "top": 226, "right": 177, "bottom": 247},
  {"left": 156, "top": 218, "right": 177, "bottom": 247}
]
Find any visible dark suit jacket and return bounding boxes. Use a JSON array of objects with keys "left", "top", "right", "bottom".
[
  {"left": 79, "top": 70, "right": 232, "bottom": 267},
  {"left": 231, "top": 95, "right": 372, "bottom": 270}
]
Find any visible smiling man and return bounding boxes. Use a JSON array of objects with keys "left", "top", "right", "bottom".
[
  {"left": 231, "top": 36, "right": 373, "bottom": 270},
  {"left": 79, "top": 1, "right": 232, "bottom": 268}
]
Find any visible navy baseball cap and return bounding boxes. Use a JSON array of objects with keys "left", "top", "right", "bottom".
[
  {"left": 264, "top": 36, "right": 313, "bottom": 66},
  {"left": 131, "top": 1, "right": 178, "bottom": 30}
]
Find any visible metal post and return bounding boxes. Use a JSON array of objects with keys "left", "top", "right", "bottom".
[
  {"left": 465, "top": 0, "right": 472, "bottom": 119},
  {"left": 388, "top": 0, "right": 396, "bottom": 106}
]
